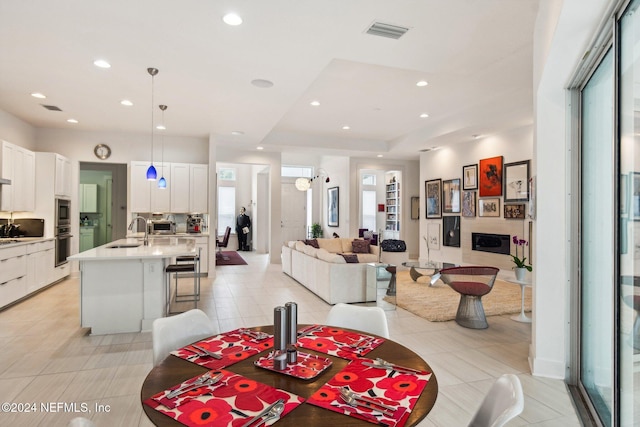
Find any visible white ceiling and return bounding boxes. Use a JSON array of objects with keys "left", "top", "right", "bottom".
[{"left": 0, "top": 0, "right": 539, "bottom": 160}]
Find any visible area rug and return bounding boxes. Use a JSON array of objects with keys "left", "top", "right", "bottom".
[
  {"left": 215, "top": 251, "right": 247, "bottom": 266},
  {"left": 385, "top": 270, "right": 531, "bottom": 322}
]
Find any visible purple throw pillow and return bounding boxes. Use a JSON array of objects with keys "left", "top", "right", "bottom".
[
  {"left": 351, "top": 239, "right": 370, "bottom": 254},
  {"left": 304, "top": 239, "right": 320, "bottom": 248},
  {"left": 340, "top": 253, "right": 359, "bottom": 263}
]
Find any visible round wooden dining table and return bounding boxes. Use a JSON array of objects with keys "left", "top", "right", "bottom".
[{"left": 141, "top": 325, "right": 438, "bottom": 426}]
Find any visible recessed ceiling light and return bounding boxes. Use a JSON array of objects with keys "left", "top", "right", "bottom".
[
  {"left": 93, "top": 59, "right": 111, "bottom": 69},
  {"left": 377, "top": 154, "right": 383, "bottom": 158},
  {"left": 156, "top": 125, "right": 166, "bottom": 130},
  {"left": 223, "top": 13, "right": 243, "bottom": 26},
  {"left": 420, "top": 113, "right": 429, "bottom": 118},
  {"left": 416, "top": 80, "right": 428, "bottom": 87},
  {"left": 31, "top": 92, "right": 46, "bottom": 99},
  {"left": 231, "top": 131, "right": 244, "bottom": 135},
  {"left": 121, "top": 99, "right": 133, "bottom": 106},
  {"left": 251, "top": 79, "right": 274, "bottom": 88},
  {"left": 256, "top": 146, "right": 264, "bottom": 150},
  {"left": 67, "top": 119, "right": 78, "bottom": 124},
  {"left": 310, "top": 100, "right": 320, "bottom": 107},
  {"left": 342, "top": 125, "right": 350, "bottom": 130}
]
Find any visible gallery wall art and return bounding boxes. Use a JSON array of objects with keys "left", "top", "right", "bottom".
[{"left": 479, "top": 156, "right": 503, "bottom": 197}]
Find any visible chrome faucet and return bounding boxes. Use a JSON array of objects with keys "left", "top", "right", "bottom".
[{"left": 128, "top": 216, "right": 149, "bottom": 246}]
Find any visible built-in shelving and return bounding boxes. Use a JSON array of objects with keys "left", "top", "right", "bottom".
[{"left": 385, "top": 181, "right": 400, "bottom": 232}]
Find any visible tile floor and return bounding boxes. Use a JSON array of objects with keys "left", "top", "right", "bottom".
[{"left": 0, "top": 252, "right": 581, "bottom": 426}]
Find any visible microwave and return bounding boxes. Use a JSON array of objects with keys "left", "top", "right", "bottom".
[{"left": 150, "top": 220, "right": 176, "bottom": 235}]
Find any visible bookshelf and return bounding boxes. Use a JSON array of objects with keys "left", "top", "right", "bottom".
[{"left": 385, "top": 181, "right": 400, "bottom": 232}]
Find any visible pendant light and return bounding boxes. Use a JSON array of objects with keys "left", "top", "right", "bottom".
[
  {"left": 157, "top": 104, "right": 167, "bottom": 189},
  {"left": 146, "top": 67, "right": 159, "bottom": 180}
]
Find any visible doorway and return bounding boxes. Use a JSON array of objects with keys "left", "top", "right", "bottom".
[
  {"left": 281, "top": 181, "right": 307, "bottom": 242},
  {"left": 79, "top": 162, "right": 127, "bottom": 250}
]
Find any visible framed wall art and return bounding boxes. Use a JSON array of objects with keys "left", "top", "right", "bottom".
[
  {"left": 478, "top": 155, "right": 503, "bottom": 197},
  {"left": 425, "top": 179, "right": 442, "bottom": 219},
  {"left": 462, "top": 190, "right": 476, "bottom": 217},
  {"left": 442, "top": 178, "right": 461, "bottom": 213},
  {"left": 327, "top": 186, "right": 339, "bottom": 227},
  {"left": 443, "top": 216, "right": 460, "bottom": 247},
  {"left": 504, "top": 203, "right": 526, "bottom": 219},
  {"left": 504, "top": 160, "right": 530, "bottom": 202},
  {"left": 478, "top": 198, "right": 500, "bottom": 217},
  {"left": 462, "top": 164, "right": 478, "bottom": 190},
  {"left": 411, "top": 196, "right": 419, "bottom": 220}
]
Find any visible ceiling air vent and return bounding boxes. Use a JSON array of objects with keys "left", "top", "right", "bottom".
[
  {"left": 41, "top": 104, "right": 62, "bottom": 111},
  {"left": 366, "top": 22, "right": 409, "bottom": 40}
]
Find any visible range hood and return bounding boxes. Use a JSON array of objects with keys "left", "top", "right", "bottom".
[{"left": 0, "top": 178, "right": 10, "bottom": 185}]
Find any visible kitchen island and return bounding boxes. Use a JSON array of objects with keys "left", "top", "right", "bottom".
[{"left": 68, "top": 237, "right": 196, "bottom": 335}]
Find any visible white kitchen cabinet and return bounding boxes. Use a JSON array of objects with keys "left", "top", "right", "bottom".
[
  {"left": 79, "top": 227, "right": 95, "bottom": 252},
  {"left": 55, "top": 154, "right": 72, "bottom": 198},
  {"left": 80, "top": 183, "right": 98, "bottom": 213},
  {"left": 194, "top": 235, "right": 209, "bottom": 274},
  {"left": 130, "top": 161, "right": 171, "bottom": 213},
  {"left": 0, "top": 141, "right": 36, "bottom": 212},
  {"left": 26, "top": 240, "right": 54, "bottom": 293},
  {"left": 189, "top": 164, "right": 208, "bottom": 213},
  {"left": 0, "top": 245, "right": 27, "bottom": 308},
  {"left": 170, "top": 163, "right": 190, "bottom": 212}
]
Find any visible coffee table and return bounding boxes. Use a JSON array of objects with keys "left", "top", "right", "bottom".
[{"left": 402, "top": 261, "right": 457, "bottom": 286}]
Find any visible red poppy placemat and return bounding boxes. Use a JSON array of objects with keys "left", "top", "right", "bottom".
[
  {"left": 297, "top": 325, "right": 384, "bottom": 360},
  {"left": 254, "top": 351, "right": 332, "bottom": 379},
  {"left": 306, "top": 358, "right": 432, "bottom": 427},
  {"left": 144, "top": 369, "right": 304, "bottom": 427},
  {"left": 171, "top": 328, "right": 273, "bottom": 370}
]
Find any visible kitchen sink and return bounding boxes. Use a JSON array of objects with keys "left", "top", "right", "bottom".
[{"left": 107, "top": 243, "right": 141, "bottom": 249}]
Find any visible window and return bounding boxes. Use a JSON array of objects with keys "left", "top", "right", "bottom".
[
  {"left": 362, "top": 190, "right": 376, "bottom": 231},
  {"left": 218, "top": 187, "right": 236, "bottom": 233},
  {"left": 282, "top": 165, "right": 312, "bottom": 178},
  {"left": 219, "top": 168, "right": 236, "bottom": 181},
  {"left": 362, "top": 174, "right": 376, "bottom": 186}
]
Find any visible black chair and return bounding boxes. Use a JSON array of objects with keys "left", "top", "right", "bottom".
[{"left": 216, "top": 226, "right": 231, "bottom": 258}]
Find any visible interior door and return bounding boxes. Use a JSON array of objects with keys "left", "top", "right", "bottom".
[{"left": 281, "top": 182, "right": 306, "bottom": 242}]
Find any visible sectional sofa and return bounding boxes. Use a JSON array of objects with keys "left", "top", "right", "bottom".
[{"left": 281, "top": 238, "right": 379, "bottom": 304}]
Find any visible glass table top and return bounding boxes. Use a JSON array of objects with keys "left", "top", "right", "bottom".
[{"left": 402, "top": 261, "right": 456, "bottom": 270}]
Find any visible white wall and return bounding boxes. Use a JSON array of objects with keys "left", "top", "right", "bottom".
[
  {"left": 532, "top": 0, "right": 612, "bottom": 378},
  {"left": 320, "top": 155, "right": 350, "bottom": 238},
  {"left": 0, "top": 110, "right": 36, "bottom": 150},
  {"left": 419, "top": 125, "right": 534, "bottom": 267}
]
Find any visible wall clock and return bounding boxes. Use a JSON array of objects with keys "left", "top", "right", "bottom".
[{"left": 94, "top": 144, "right": 111, "bottom": 160}]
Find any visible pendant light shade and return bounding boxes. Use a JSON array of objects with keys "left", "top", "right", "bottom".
[
  {"left": 146, "top": 67, "right": 159, "bottom": 181},
  {"left": 157, "top": 176, "right": 167, "bottom": 188},
  {"left": 157, "top": 104, "right": 167, "bottom": 188}
]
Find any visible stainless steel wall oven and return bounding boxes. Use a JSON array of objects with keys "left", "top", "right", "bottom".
[{"left": 55, "top": 199, "right": 71, "bottom": 266}]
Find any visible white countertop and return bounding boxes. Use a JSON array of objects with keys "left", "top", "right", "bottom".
[
  {"left": 68, "top": 238, "right": 196, "bottom": 261},
  {"left": 126, "top": 232, "right": 209, "bottom": 238},
  {"left": 0, "top": 237, "right": 54, "bottom": 247}
]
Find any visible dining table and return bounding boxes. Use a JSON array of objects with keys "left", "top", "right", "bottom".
[{"left": 141, "top": 324, "right": 438, "bottom": 427}]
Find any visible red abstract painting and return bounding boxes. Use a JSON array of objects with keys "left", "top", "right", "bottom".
[{"left": 478, "top": 156, "right": 503, "bottom": 197}]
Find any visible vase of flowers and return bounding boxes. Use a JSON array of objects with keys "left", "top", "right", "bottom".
[{"left": 511, "top": 235, "right": 532, "bottom": 281}]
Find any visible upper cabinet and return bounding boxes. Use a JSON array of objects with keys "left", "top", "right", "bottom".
[
  {"left": 54, "top": 154, "right": 72, "bottom": 198},
  {"left": 0, "top": 140, "right": 36, "bottom": 212},
  {"left": 79, "top": 183, "right": 98, "bottom": 213},
  {"left": 130, "top": 161, "right": 207, "bottom": 213}
]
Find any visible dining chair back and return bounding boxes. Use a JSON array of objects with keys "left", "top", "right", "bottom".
[
  {"left": 325, "top": 303, "right": 390, "bottom": 338},
  {"left": 439, "top": 266, "right": 499, "bottom": 329},
  {"left": 216, "top": 226, "right": 231, "bottom": 254},
  {"left": 152, "top": 309, "right": 216, "bottom": 366},
  {"left": 67, "top": 417, "right": 96, "bottom": 427},
  {"left": 468, "top": 374, "right": 524, "bottom": 427}
]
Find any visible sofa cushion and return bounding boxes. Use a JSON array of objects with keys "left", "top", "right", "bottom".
[
  {"left": 303, "top": 245, "right": 318, "bottom": 257},
  {"left": 317, "top": 248, "right": 345, "bottom": 263},
  {"left": 295, "top": 240, "right": 306, "bottom": 252},
  {"left": 357, "top": 253, "right": 378, "bottom": 263},
  {"left": 340, "top": 238, "right": 353, "bottom": 253},
  {"left": 351, "top": 239, "right": 370, "bottom": 254},
  {"left": 317, "top": 238, "right": 343, "bottom": 254},
  {"left": 340, "top": 253, "right": 359, "bottom": 263},
  {"left": 304, "top": 239, "right": 320, "bottom": 248}
]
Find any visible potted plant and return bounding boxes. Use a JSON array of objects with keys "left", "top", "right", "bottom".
[
  {"left": 511, "top": 235, "right": 532, "bottom": 281},
  {"left": 311, "top": 223, "right": 323, "bottom": 238}
]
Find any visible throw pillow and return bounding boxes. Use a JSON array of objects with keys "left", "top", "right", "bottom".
[
  {"left": 339, "top": 253, "right": 359, "bottom": 263},
  {"left": 304, "top": 239, "right": 320, "bottom": 248},
  {"left": 351, "top": 239, "right": 370, "bottom": 254},
  {"left": 363, "top": 230, "right": 374, "bottom": 240}
]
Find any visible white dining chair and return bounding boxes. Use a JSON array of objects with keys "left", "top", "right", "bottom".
[
  {"left": 468, "top": 374, "right": 524, "bottom": 427},
  {"left": 152, "top": 309, "right": 216, "bottom": 366},
  {"left": 67, "top": 417, "right": 96, "bottom": 427},
  {"left": 325, "top": 303, "right": 390, "bottom": 338}
]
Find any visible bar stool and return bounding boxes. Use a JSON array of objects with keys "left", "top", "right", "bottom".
[{"left": 165, "top": 248, "right": 201, "bottom": 315}]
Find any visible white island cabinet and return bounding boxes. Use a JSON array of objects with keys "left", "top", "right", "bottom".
[{"left": 68, "top": 238, "right": 196, "bottom": 335}]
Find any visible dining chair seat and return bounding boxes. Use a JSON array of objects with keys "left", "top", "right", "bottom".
[
  {"left": 468, "top": 374, "right": 524, "bottom": 427},
  {"left": 152, "top": 308, "right": 216, "bottom": 366},
  {"left": 325, "top": 302, "right": 390, "bottom": 338}
]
